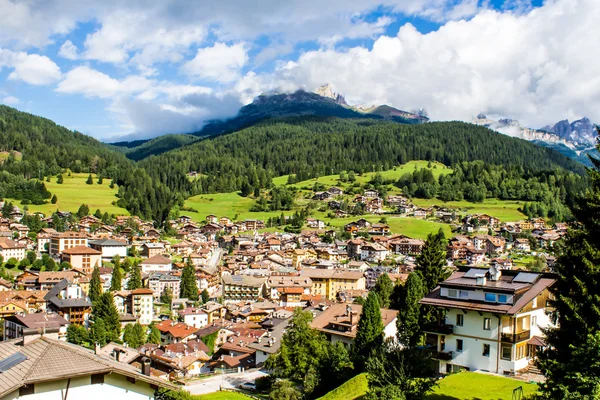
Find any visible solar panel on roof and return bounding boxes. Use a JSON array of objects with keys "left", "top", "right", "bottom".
[
  {"left": 463, "top": 268, "right": 486, "bottom": 278},
  {"left": 513, "top": 272, "right": 539, "bottom": 283},
  {"left": 0, "top": 352, "right": 27, "bottom": 372}
]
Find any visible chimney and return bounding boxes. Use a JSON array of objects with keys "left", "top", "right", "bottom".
[
  {"left": 488, "top": 265, "right": 501, "bottom": 281},
  {"left": 475, "top": 274, "right": 487, "bottom": 286},
  {"left": 350, "top": 312, "right": 356, "bottom": 326},
  {"left": 94, "top": 342, "right": 101, "bottom": 354},
  {"left": 141, "top": 357, "right": 151, "bottom": 376}
]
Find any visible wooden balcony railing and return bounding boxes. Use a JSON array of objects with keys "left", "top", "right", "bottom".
[{"left": 501, "top": 330, "right": 531, "bottom": 343}]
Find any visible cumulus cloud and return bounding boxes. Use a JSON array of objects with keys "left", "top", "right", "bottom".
[
  {"left": 0, "top": 49, "right": 61, "bottom": 85},
  {"left": 182, "top": 42, "right": 248, "bottom": 83},
  {"left": 1, "top": 95, "right": 20, "bottom": 105},
  {"left": 58, "top": 40, "right": 78, "bottom": 59},
  {"left": 56, "top": 66, "right": 122, "bottom": 98},
  {"left": 254, "top": 0, "right": 600, "bottom": 128}
]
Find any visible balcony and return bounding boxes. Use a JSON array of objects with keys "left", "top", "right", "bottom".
[
  {"left": 423, "top": 322, "right": 454, "bottom": 335},
  {"left": 501, "top": 330, "right": 531, "bottom": 343},
  {"left": 428, "top": 349, "right": 454, "bottom": 361}
]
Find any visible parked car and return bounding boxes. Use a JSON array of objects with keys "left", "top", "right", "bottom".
[{"left": 239, "top": 382, "right": 256, "bottom": 392}]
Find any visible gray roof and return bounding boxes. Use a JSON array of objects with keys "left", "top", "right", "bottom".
[
  {"left": 0, "top": 337, "right": 176, "bottom": 397},
  {"left": 44, "top": 279, "right": 92, "bottom": 309},
  {"left": 89, "top": 239, "right": 127, "bottom": 247}
]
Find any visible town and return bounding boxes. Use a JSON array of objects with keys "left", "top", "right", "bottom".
[{"left": 0, "top": 186, "right": 564, "bottom": 398}]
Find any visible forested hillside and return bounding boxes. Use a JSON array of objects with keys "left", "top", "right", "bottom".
[
  {"left": 110, "top": 134, "right": 198, "bottom": 161},
  {"left": 139, "top": 117, "right": 585, "bottom": 197},
  {"left": 0, "top": 105, "right": 175, "bottom": 222}
]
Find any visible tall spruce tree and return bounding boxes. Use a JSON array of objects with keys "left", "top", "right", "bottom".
[
  {"left": 353, "top": 291, "right": 384, "bottom": 370},
  {"left": 93, "top": 292, "right": 121, "bottom": 342},
  {"left": 89, "top": 265, "right": 102, "bottom": 303},
  {"left": 396, "top": 272, "right": 427, "bottom": 348},
  {"left": 537, "top": 129, "right": 600, "bottom": 399},
  {"left": 372, "top": 273, "right": 394, "bottom": 309},
  {"left": 127, "top": 262, "right": 142, "bottom": 290},
  {"left": 110, "top": 263, "right": 122, "bottom": 291},
  {"left": 416, "top": 228, "right": 448, "bottom": 292},
  {"left": 180, "top": 262, "right": 199, "bottom": 301}
]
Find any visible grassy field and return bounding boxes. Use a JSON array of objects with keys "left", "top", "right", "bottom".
[
  {"left": 7, "top": 173, "right": 128, "bottom": 216},
  {"left": 412, "top": 198, "right": 526, "bottom": 222},
  {"left": 183, "top": 192, "right": 287, "bottom": 223},
  {"left": 318, "top": 373, "right": 368, "bottom": 400},
  {"left": 427, "top": 372, "right": 538, "bottom": 400},
  {"left": 318, "top": 372, "right": 538, "bottom": 400},
  {"left": 197, "top": 392, "right": 253, "bottom": 400},
  {"left": 275, "top": 161, "right": 452, "bottom": 188}
]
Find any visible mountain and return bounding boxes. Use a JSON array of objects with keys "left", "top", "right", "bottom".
[
  {"left": 196, "top": 86, "right": 427, "bottom": 138},
  {"left": 110, "top": 134, "right": 198, "bottom": 161},
  {"left": 542, "top": 117, "right": 597, "bottom": 145}
]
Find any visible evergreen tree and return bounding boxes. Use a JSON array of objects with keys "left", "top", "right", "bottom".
[
  {"left": 90, "top": 317, "right": 107, "bottom": 346},
  {"left": 127, "top": 262, "right": 142, "bottom": 290},
  {"left": 66, "top": 324, "right": 89, "bottom": 345},
  {"left": 89, "top": 265, "right": 102, "bottom": 303},
  {"left": 353, "top": 291, "right": 384, "bottom": 370},
  {"left": 86, "top": 174, "right": 93, "bottom": 184},
  {"left": 110, "top": 264, "right": 122, "bottom": 291},
  {"left": 160, "top": 287, "right": 173, "bottom": 305},
  {"left": 94, "top": 209, "right": 102, "bottom": 219},
  {"left": 51, "top": 194, "right": 57, "bottom": 204},
  {"left": 76, "top": 203, "right": 89, "bottom": 218},
  {"left": 396, "top": 273, "right": 427, "bottom": 348},
  {"left": 93, "top": 292, "right": 121, "bottom": 342},
  {"left": 97, "top": 176, "right": 103, "bottom": 184},
  {"left": 201, "top": 289, "right": 210, "bottom": 304},
  {"left": 372, "top": 273, "right": 394, "bottom": 308},
  {"left": 180, "top": 263, "right": 199, "bottom": 301},
  {"left": 56, "top": 174, "right": 63, "bottom": 184},
  {"left": 537, "top": 129, "right": 600, "bottom": 399},
  {"left": 123, "top": 322, "right": 146, "bottom": 348},
  {"left": 269, "top": 379, "right": 302, "bottom": 400},
  {"left": 148, "top": 325, "right": 161, "bottom": 345},
  {"left": 416, "top": 228, "right": 448, "bottom": 292}
]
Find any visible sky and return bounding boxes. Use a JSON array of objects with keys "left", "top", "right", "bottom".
[{"left": 0, "top": 0, "right": 597, "bottom": 142}]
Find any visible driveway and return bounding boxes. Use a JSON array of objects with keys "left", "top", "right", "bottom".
[{"left": 186, "top": 369, "right": 268, "bottom": 395}]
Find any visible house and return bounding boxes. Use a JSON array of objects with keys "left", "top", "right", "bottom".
[
  {"left": 49, "top": 231, "right": 88, "bottom": 256},
  {"left": 140, "top": 254, "right": 172, "bottom": 274},
  {"left": 312, "top": 192, "right": 331, "bottom": 201},
  {"left": 0, "top": 238, "right": 26, "bottom": 261},
  {"left": 0, "top": 278, "right": 12, "bottom": 291},
  {"left": 306, "top": 218, "right": 326, "bottom": 229},
  {"left": 221, "top": 275, "right": 267, "bottom": 302},
  {"left": 44, "top": 279, "right": 92, "bottom": 326},
  {"left": 88, "top": 238, "right": 128, "bottom": 261},
  {"left": 368, "top": 223, "right": 390, "bottom": 235},
  {"left": 360, "top": 243, "right": 389, "bottom": 262},
  {"left": 248, "top": 318, "right": 288, "bottom": 365},
  {"left": 389, "top": 237, "right": 425, "bottom": 255},
  {"left": 3, "top": 312, "right": 68, "bottom": 341},
  {"left": 0, "top": 336, "right": 176, "bottom": 399},
  {"left": 130, "top": 289, "right": 154, "bottom": 325},
  {"left": 514, "top": 238, "right": 531, "bottom": 252},
  {"left": 142, "top": 242, "right": 165, "bottom": 258},
  {"left": 267, "top": 276, "right": 312, "bottom": 307},
  {"left": 300, "top": 268, "right": 366, "bottom": 300},
  {"left": 413, "top": 208, "right": 428, "bottom": 218},
  {"left": 311, "top": 303, "right": 398, "bottom": 346},
  {"left": 36, "top": 228, "right": 58, "bottom": 253},
  {"left": 155, "top": 320, "right": 198, "bottom": 344},
  {"left": 328, "top": 187, "right": 343, "bottom": 196},
  {"left": 179, "top": 307, "right": 209, "bottom": 329},
  {"left": 363, "top": 189, "right": 379, "bottom": 198},
  {"left": 61, "top": 246, "right": 102, "bottom": 274},
  {"left": 147, "top": 273, "right": 180, "bottom": 300},
  {"left": 0, "top": 290, "right": 47, "bottom": 314},
  {"left": 420, "top": 267, "right": 557, "bottom": 376},
  {"left": 206, "top": 214, "right": 218, "bottom": 224},
  {"left": 466, "top": 248, "right": 486, "bottom": 265}
]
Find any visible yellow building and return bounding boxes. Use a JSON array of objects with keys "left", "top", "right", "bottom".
[
  {"left": 300, "top": 268, "right": 366, "bottom": 300},
  {"left": 292, "top": 248, "right": 318, "bottom": 268}
]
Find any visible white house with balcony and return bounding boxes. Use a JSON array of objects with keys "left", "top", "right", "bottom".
[{"left": 419, "top": 266, "right": 556, "bottom": 376}]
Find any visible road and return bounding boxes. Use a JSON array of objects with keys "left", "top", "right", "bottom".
[{"left": 186, "top": 369, "right": 268, "bottom": 395}]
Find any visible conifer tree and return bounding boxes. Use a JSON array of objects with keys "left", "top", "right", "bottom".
[
  {"left": 110, "top": 261, "right": 122, "bottom": 291},
  {"left": 93, "top": 292, "right": 121, "bottom": 342},
  {"left": 201, "top": 289, "right": 210, "bottom": 304},
  {"left": 89, "top": 265, "right": 102, "bottom": 303},
  {"left": 51, "top": 194, "right": 57, "bottom": 204},
  {"left": 416, "top": 228, "right": 448, "bottom": 292},
  {"left": 180, "top": 262, "right": 199, "bottom": 301},
  {"left": 372, "top": 273, "right": 394, "bottom": 308},
  {"left": 396, "top": 272, "right": 427, "bottom": 348},
  {"left": 126, "top": 262, "right": 142, "bottom": 290},
  {"left": 86, "top": 174, "right": 93, "bottom": 184},
  {"left": 353, "top": 291, "right": 383, "bottom": 370},
  {"left": 537, "top": 129, "right": 600, "bottom": 399},
  {"left": 56, "top": 174, "right": 63, "bottom": 184},
  {"left": 90, "top": 317, "right": 107, "bottom": 346}
]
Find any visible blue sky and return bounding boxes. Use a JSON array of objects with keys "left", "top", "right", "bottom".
[{"left": 0, "top": 0, "right": 596, "bottom": 141}]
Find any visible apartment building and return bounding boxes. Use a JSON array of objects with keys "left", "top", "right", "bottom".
[
  {"left": 300, "top": 268, "right": 366, "bottom": 300},
  {"left": 49, "top": 231, "right": 88, "bottom": 256}
]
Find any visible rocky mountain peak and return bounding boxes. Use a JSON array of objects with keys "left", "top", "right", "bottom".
[{"left": 314, "top": 84, "right": 348, "bottom": 106}]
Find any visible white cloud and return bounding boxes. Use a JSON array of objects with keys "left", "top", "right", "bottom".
[
  {"left": 58, "top": 40, "right": 78, "bottom": 59},
  {"left": 56, "top": 66, "right": 122, "bottom": 98},
  {"left": 0, "top": 49, "right": 61, "bottom": 85},
  {"left": 1, "top": 95, "right": 20, "bottom": 105},
  {"left": 182, "top": 42, "right": 248, "bottom": 83},
  {"left": 254, "top": 0, "right": 600, "bottom": 128}
]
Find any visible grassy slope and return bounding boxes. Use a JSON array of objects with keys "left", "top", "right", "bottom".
[
  {"left": 7, "top": 173, "right": 128, "bottom": 216},
  {"left": 318, "top": 373, "right": 368, "bottom": 400},
  {"left": 412, "top": 198, "right": 526, "bottom": 222},
  {"left": 198, "top": 392, "right": 253, "bottom": 400},
  {"left": 318, "top": 372, "right": 538, "bottom": 400}
]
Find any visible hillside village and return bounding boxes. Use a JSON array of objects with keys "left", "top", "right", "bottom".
[{"left": 0, "top": 182, "right": 566, "bottom": 390}]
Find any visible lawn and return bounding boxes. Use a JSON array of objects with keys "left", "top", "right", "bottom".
[
  {"left": 6, "top": 173, "right": 128, "bottom": 216},
  {"left": 318, "top": 372, "right": 538, "bottom": 400},
  {"left": 427, "top": 372, "right": 538, "bottom": 400},
  {"left": 412, "top": 198, "right": 526, "bottom": 223},
  {"left": 183, "top": 192, "right": 287, "bottom": 223},
  {"left": 318, "top": 373, "right": 368, "bottom": 400}
]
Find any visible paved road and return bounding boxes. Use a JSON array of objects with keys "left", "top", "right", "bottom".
[{"left": 186, "top": 369, "right": 268, "bottom": 395}]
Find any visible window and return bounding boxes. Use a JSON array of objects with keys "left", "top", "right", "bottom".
[
  {"left": 460, "top": 290, "right": 469, "bottom": 299},
  {"left": 448, "top": 289, "right": 458, "bottom": 298},
  {"left": 532, "top": 316, "right": 537, "bottom": 327},
  {"left": 19, "top": 385, "right": 34, "bottom": 396},
  {"left": 91, "top": 374, "right": 105, "bottom": 385},
  {"left": 483, "top": 344, "right": 490, "bottom": 357},
  {"left": 485, "top": 293, "right": 496, "bottom": 302},
  {"left": 456, "top": 314, "right": 464, "bottom": 327},
  {"left": 532, "top": 297, "right": 538, "bottom": 308},
  {"left": 456, "top": 339, "right": 463, "bottom": 352},
  {"left": 501, "top": 345, "right": 512, "bottom": 360},
  {"left": 498, "top": 294, "right": 508, "bottom": 303},
  {"left": 483, "top": 318, "right": 491, "bottom": 330}
]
